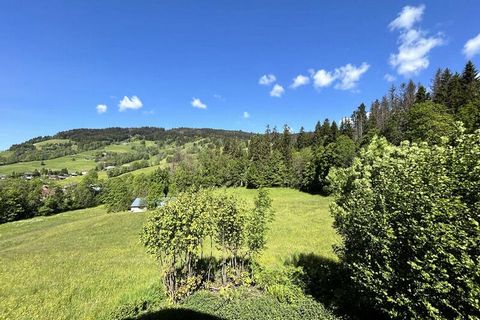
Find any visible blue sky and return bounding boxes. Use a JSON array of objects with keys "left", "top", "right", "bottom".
[{"left": 1, "top": 0, "right": 479, "bottom": 150}]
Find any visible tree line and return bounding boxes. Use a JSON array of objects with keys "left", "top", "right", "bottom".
[{"left": 0, "top": 171, "right": 100, "bottom": 223}]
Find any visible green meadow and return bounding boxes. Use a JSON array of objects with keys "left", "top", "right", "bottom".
[
  {"left": 0, "top": 152, "right": 97, "bottom": 175},
  {"left": 33, "top": 139, "right": 72, "bottom": 149},
  {"left": 0, "top": 188, "right": 339, "bottom": 320}
]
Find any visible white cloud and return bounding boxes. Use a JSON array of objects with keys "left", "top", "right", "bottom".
[
  {"left": 311, "top": 63, "right": 369, "bottom": 90},
  {"left": 259, "top": 74, "right": 276, "bottom": 86},
  {"left": 384, "top": 73, "right": 396, "bottom": 82},
  {"left": 313, "top": 69, "right": 336, "bottom": 88},
  {"left": 389, "top": 5, "right": 444, "bottom": 76},
  {"left": 270, "top": 84, "right": 285, "bottom": 97},
  {"left": 389, "top": 5, "right": 425, "bottom": 31},
  {"left": 334, "top": 63, "right": 370, "bottom": 90},
  {"left": 463, "top": 33, "right": 480, "bottom": 58},
  {"left": 243, "top": 111, "right": 250, "bottom": 119},
  {"left": 290, "top": 74, "right": 310, "bottom": 88},
  {"left": 96, "top": 104, "right": 107, "bottom": 114},
  {"left": 118, "top": 96, "right": 143, "bottom": 111},
  {"left": 191, "top": 97, "right": 207, "bottom": 109}
]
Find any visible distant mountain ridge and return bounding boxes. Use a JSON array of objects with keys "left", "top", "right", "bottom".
[{"left": 15, "top": 126, "right": 255, "bottom": 148}]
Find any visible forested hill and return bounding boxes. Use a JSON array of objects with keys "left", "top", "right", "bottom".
[
  {"left": 16, "top": 127, "right": 254, "bottom": 146},
  {"left": 53, "top": 127, "right": 254, "bottom": 143},
  {"left": 1, "top": 127, "right": 254, "bottom": 164}
]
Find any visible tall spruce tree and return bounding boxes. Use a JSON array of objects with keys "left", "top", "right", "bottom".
[
  {"left": 296, "top": 126, "right": 310, "bottom": 149},
  {"left": 312, "top": 121, "right": 323, "bottom": 146},
  {"left": 281, "top": 124, "right": 293, "bottom": 168},
  {"left": 415, "top": 84, "right": 429, "bottom": 103}
]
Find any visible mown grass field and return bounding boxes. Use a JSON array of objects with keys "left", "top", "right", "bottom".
[{"left": 0, "top": 188, "right": 339, "bottom": 319}]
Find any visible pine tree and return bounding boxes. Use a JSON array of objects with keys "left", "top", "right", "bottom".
[
  {"left": 431, "top": 68, "right": 444, "bottom": 104},
  {"left": 461, "top": 61, "right": 479, "bottom": 105},
  {"left": 352, "top": 103, "right": 368, "bottom": 141},
  {"left": 340, "top": 118, "right": 354, "bottom": 139},
  {"left": 330, "top": 121, "right": 339, "bottom": 142},
  {"left": 296, "top": 126, "right": 310, "bottom": 149},
  {"left": 312, "top": 121, "right": 323, "bottom": 146},
  {"left": 446, "top": 73, "right": 463, "bottom": 114},
  {"left": 320, "top": 119, "right": 331, "bottom": 145},
  {"left": 281, "top": 124, "right": 293, "bottom": 168},
  {"left": 415, "top": 84, "right": 429, "bottom": 103},
  {"left": 401, "top": 80, "right": 416, "bottom": 111},
  {"left": 270, "top": 126, "right": 280, "bottom": 151}
]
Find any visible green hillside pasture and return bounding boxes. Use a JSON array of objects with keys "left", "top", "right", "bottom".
[
  {"left": 104, "top": 140, "right": 157, "bottom": 153},
  {"left": 222, "top": 188, "right": 340, "bottom": 265},
  {"left": 0, "top": 152, "right": 97, "bottom": 175},
  {"left": 0, "top": 188, "right": 339, "bottom": 319},
  {"left": 0, "top": 207, "right": 159, "bottom": 320},
  {"left": 33, "top": 139, "right": 71, "bottom": 149}
]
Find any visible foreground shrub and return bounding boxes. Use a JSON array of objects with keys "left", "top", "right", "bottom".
[
  {"left": 329, "top": 129, "right": 480, "bottom": 319},
  {"left": 181, "top": 289, "right": 338, "bottom": 320},
  {"left": 141, "top": 189, "right": 274, "bottom": 301}
]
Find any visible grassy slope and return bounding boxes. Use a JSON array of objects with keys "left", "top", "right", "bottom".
[
  {"left": 223, "top": 188, "right": 339, "bottom": 265},
  {"left": 33, "top": 139, "right": 71, "bottom": 148},
  {"left": 0, "top": 207, "right": 159, "bottom": 320},
  {"left": 0, "top": 140, "right": 161, "bottom": 175},
  {"left": 0, "top": 188, "right": 339, "bottom": 319},
  {"left": 0, "top": 151, "right": 97, "bottom": 175}
]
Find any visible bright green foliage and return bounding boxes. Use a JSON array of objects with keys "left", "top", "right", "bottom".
[
  {"left": 142, "top": 190, "right": 215, "bottom": 301},
  {"left": 406, "top": 102, "right": 456, "bottom": 144},
  {"left": 142, "top": 189, "right": 275, "bottom": 301},
  {"left": 103, "top": 175, "right": 134, "bottom": 212},
  {"left": 180, "top": 288, "right": 338, "bottom": 320},
  {"left": 458, "top": 99, "right": 480, "bottom": 133},
  {"left": 212, "top": 194, "right": 247, "bottom": 283},
  {"left": 0, "top": 179, "right": 42, "bottom": 222},
  {"left": 245, "top": 189, "right": 274, "bottom": 259},
  {"left": 329, "top": 134, "right": 356, "bottom": 168},
  {"left": 0, "top": 172, "right": 102, "bottom": 223},
  {"left": 329, "top": 129, "right": 480, "bottom": 319},
  {"left": 146, "top": 168, "right": 169, "bottom": 208}
]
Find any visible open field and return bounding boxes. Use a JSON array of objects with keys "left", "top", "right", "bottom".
[
  {"left": 0, "top": 188, "right": 339, "bottom": 319},
  {"left": 33, "top": 139, "right": 71, "bottom": 149},
  {"left": 104, "top": 140, "right": 157, "bottom": 153},
  {"left": 222, "top": 188, "right": 339, "bottom": 265},
  {"left": 0, "top": 207, "right": 159, "bottom": 320},
  {"left": 0, "top": 151, "right": 97, "bottom": 175}
]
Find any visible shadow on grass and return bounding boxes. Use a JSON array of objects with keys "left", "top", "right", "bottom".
[
  {"left": 125, "top": 308, "right": 223, "bottom": 320},
  {"left": 287, "top": 253, "right": 385, "bottom": 320}
]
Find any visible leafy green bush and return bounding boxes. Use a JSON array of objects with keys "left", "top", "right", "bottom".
[
  {"left": 181, "top": 289, "right": 338, "bottom": 320},
  {"left": 329, "top": 128, "right": 480, "bottom": 319},
  {"left": 253, "top": 265, "right": 305, "bottom": 304},
  {"left": 142, "top": 189, "right": 275, "bottom": 301}
]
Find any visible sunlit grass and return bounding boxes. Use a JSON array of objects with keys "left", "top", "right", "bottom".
[
  {"left": 33, "top": 139, "right": 71, "bottom": 149},
  {"left": 0, "top": 188, "right": 339, "bottom": 319},
  {"left": 0, "top": 151, "right": 97, "bottom": 175}
]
